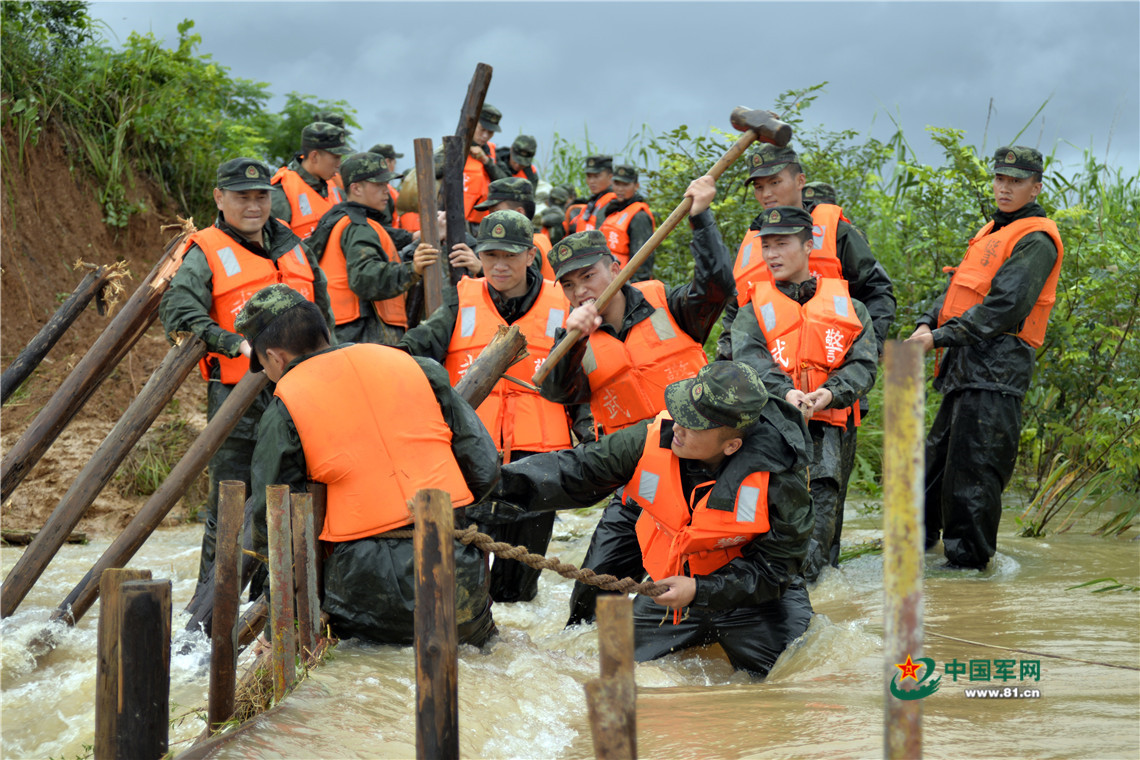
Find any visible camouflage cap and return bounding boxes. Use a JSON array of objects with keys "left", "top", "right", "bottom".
[
  {"left": 584, "top": 154, "right": 613, "bottom": 174},
  {"left": 993, "top": 145, "right": 1044, "bottom": 178},
  {"left": 665, "top": 361, "right": 769, "bottom": 431},
  {"left": 368, "top": 143, "right": 404, "bottom": 160},
  {"left": 233, "top": 285, "right": 308, "bottom": 372},
  {"left": 474, "top": 210, "right": 535, "bottom": 254},
  {"left": 548, "top": 185, "right": 571, "bottom": 207},
  {"left": 747, "top": 144, "right": 800, "bottom": 180},
  {"left": 475, "top": 177, "right": 535, "bottom": 210},
  {"left": 540, "top": 206, "right": 565, "bottom": 227},
  {"left": 301, "top": 122, "right": 353, "bottom": 155},
  {"left": 341, "top": 152, "right": 399, "bottom": 187},
  {"left": 613, "top": 164, "right": 639, "bottom": 184},
  {"left": 802, "top": 181, "right": 837, "bottom": 205},
  {"left": 757, "top": 205, "right": 814, "bottom": 236},
  {"left": 216, "top": 157, "right": 273, "bottom": 191},
  {"left": 312, "top": 111, "right": 346, "bottom": 129},
  {"left": 511, "top": 134, "right": 537, "bottom": 159},
  {"left": 480, "top": 103, "right": 503, "bottom": 133},
  {"left": 548, "top": 230, "right": 611, "bottom": 280}
]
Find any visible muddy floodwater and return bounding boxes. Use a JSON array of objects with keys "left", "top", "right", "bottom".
[{"left": 2, "top": 505, "right": 1138, "bottom": 759}]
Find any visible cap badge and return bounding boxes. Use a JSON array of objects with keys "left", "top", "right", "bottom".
[
  {"left": 691, "top": 383, "right": 704, "bottom": 401},
  {"left": 1006, "top": 151, "right": 1016, "bottom": 163},
  {"left": 492, "top": 224, "right": 506, "bottom": 238},
  {"left": 245, "top": 165, "right": 259, "bottom": 179},
  {"left": 804, "top": 188, "right": 815, "bottom": 198},
  {"left": 751, "top": 154, "right": 762, "bottom": 167},
  {"left": 558, "top": 245, "right": 570, "bottom": 257},
  {"left": 769, "top": 210, "right": 781, "bottom": 224}
]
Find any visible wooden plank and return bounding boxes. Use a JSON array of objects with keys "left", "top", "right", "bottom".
[
  {"left": 443, "top": 63, "right": 493, "bottom": 283},
  {"left": 208, "top": 481, "right": 245, "bottom": 732},
  {"left": 116, "top": 580, "right": 171, "bottom": 760},
  {"left": 1, "top": 529, "right": 86, "bottom": 546},
  {"left": 94, "top": 567, "right": 151, "bottom": 760},
  {"left": 266, "top": 484, "right": 296, "bottom": 700},
  {"left": 414, "top": 137, "right": 444, "bottom": 316},
  {"left": 290, "top": 492, "right": 319, "bottom": 657}
]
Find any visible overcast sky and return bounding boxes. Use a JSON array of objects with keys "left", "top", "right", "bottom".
[{"left": 89, "top": 1, "right": 1138, "bottom": 182}]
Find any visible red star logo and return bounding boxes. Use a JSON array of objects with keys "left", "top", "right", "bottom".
[{"left": 895, "top": 654, "right": 922, "bottom": 682}]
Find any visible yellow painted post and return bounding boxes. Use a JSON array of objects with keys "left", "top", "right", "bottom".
[{"left": 882, "top": 341, "right": 925, "bottom": 760}]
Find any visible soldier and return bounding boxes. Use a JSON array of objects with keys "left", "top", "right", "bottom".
[
  {"left": 497, "top": 361, "right": 814, "bottom": 676},
  {"left": 367, "top": 143, "right": 406, "bottom": 226},
  {"left": 539, "top": 175, "right": 733, "bottom": 624},
  {"left": 158, "top": 158, "right": 335, "bottom": 592},
  {"left": 496, "top": 134, "right": 539, "bottom": 185},
  {"left": 802, "top": 181, "right": 837, "bottom": 208},
  {"left": 306, "top": 152, "right": 439, "bottom": 346},
  {"left": 270, "top": 122, "right": 353, "bottom": 239},
  {"left": 543, "top": 185, "right": 571, "bottom": 245},
  {"left": 473, "top": 177, "right": 554, "bottom": 280},
  {"left": 906, "top": 146, "right": 1064, "bottom": 570},
  {"left": 730, "top": 206, "right": 878, "bottom": 582},
  {"left": 568, "top": 155, "right": 616, "bottom": 233},
  {"left": 463, "top": 104, "right": 509, "bottom": 227},
  {"left": 598, "top": 164, "right": 656, "bottom": 282},
  {"left": 234, "top": 285, "right": 500, "bottom": 645},
  {"left": 398, "top": 210, "right": 585, "bottom": 602}
]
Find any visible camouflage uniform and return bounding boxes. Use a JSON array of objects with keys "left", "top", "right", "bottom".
[
  {"left": 495, "top": 134, "right": 539, "bottom": 185},
  {"left": 497, "top": 362, "right": 814, "bottom": 676},
  {"left": 270, "top": 122, "right": 354, "bottom": 225}
]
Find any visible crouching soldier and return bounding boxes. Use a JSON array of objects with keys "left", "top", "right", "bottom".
[{"left": 496, "top": 362, "right": 814, "bottom": 676}]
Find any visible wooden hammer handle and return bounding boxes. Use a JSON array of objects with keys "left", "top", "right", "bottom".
[{"left": 532, "top": 128, "right": 762, "bottom": 386}]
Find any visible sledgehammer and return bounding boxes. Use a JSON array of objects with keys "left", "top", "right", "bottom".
[{"left": 532, "top": 106, "right": 791, "bottom": 386}]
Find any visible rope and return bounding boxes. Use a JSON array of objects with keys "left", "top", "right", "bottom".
[
  {"left": 927, "top": 629, "right": 1139, "bottom": 672},
  {"left": 384, "top": 525, "right": 668, "bottom": 598}
]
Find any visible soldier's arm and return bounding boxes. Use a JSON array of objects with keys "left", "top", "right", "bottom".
[
  {"left": 729, "top": 302, "right": 795, "bottom": 400},
  {"left": 666, "top": 208, "right": 735, "bottom": 345},
  {"left": 538, "top": 327, "right": 593, "bottom": 405},
  {"left": 715, "top": 298, "right": 740, "bottom": 361},
  {"left": 343, "top": 223, "right": 419, "bottom": 301},
  {"left": 269, "top": 184, "right": 291, "bottom": 224},
  {"left": 820, "top": 300, "right": 878, "bottom": 409},
  {"left": 396, "top": 295, "right": 460, "bottom": 363},
  {"left": 837, "top": 221, "right": 896, "bottom": 350},
  {"left": 248, "top": 400, "right": 307, "bottom": 558},
  {"left": 627, "top": 210, "right": 656, "bottom": 283},
  {"left": 158, "top": 247, "right": 244, "bottom": 357}
]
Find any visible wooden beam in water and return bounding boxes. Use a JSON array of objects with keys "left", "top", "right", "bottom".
[{"left": 266, "top": 484, "right": 296, "bottom": 700}]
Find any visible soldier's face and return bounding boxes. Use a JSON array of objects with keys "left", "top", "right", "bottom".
[
  {"left": 214, "top": 189, "right": 271, "bottom": 236},
  {"left": 585, "top": 170, "right": 612, "bottom": 195},
  {"left": 752, "top": 168, "right": 805, "bottom": 209},
  {"left": 558, "top": 259, "right": 620, "bottom": 308},
  {"left": 993, "top": 174, "right": 1041, "bottom": 213},
  {"left": 353, "top": 180, "right": 389, "bottom": 212},
  {"left": 613, "top": 180, "right": 638, "bottom": 201},
  {"left": 761, "top": 233, "right": 813, "bottom": 283},
  {"left": 479, "top": 248, "right": 535, "bottom": 299},
  {"left": 474, "top": 125, "right": 494, "bottom": 146},
  {"left": 306, "top": 149, "right": 343, "bottom": 181},
  {"left": 670, "top": 424, "right": 742, "bottom": 467}
]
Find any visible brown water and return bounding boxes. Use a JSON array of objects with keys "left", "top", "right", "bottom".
[{"left": 2, "top": 506, "right": 1138, "bottom": 759}]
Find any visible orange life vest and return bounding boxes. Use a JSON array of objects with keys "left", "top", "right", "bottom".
[
  {"left": 582, "top": 281, "right": 708, "bottom": 432},
  {"left": 329, "top": 174, "right": 345, "bottom": 194},
  {"left": 748, "top": 277, "right": 864, "bottom": 428},
  {"left": 274, "top": 344, "right": 473, "bottom": 542},
  {"left": 937, "top": 217, "right": 1064, "bottom": 348},
  {"left": 443, "top": 277, "right": 572, "bottom": 460},
  {"left": 321, "top": 215, "right": 408, "bottom": 328},
  {"left": 271, "top": 167, "right": 345, "bottom": 240},
  {"left": 533, "top": 231, "right": 555, "bottom": 281},
  {"left": 191, "top": 226, "right": 316, "bottom": 384},
  {"left": 572, "top": 191, "right": 616, "bottom": 233},
  {"left": 513, "top": 164, "right": 538, "bottom": 182},
  {"left": 599, "top": 201, "right": 656, "bottom": 267},
  {"left": 564, "top": 203, "right": 586, "bottom": 235},
  {"left": 631, "top": 412, "right": 771, "bottom": 584},
  {"left": 397, "top": 210, "right": 420, "bottom": 232},
  {"left": 733, "top": 203, "right": 847, "bottom": 305},
  {"left": 462, "top": 142, "right": 497, "bottom": 224}
]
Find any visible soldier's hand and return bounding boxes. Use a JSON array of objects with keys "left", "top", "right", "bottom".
[
  {"left": 804, "top": 388, "right": 834, "bottom": 414},
  {"left": 652, "top": 575, "right": 696, "bottom": 608},
  {"left": 905, "top": 325, "right": 935, "bottom": 354},
  {"left": 685, "top": 175, "right": 717, "bottom": 216},
  {"left": 450, "top": 243, "right": 482, "bottom": 275},
  {"left": 412, "top": 243, "right": 440, "bottom": 275},
  {"left": 785, "top": 389, "right": 813, "bottom": 419},
  {"left": 566, "top": 302, "right": 603, "bottom": 338},
  {"left": 239, "top": 340, "right": 252, "bottom": 359},
  {"left": 469, "top": 145, "right": 489, "bottom": 165}
]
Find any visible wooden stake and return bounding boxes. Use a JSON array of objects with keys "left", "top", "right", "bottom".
[
  {"left": 587, "top": 596, "right": 638, "bottom": 760},
  {"left": 266, "top": 484, "right": 296, "bottom": 700},
  {"left": 882, "top": 341, "right": 925, "bottom": 760},
  {"left": 453, "top": 325, "right": 528, "bottom": 410},
  {"left": 414, "top": 137, "right": 444, "bottom": 316},
  {"left": 413, "top": 489, "right": 458, "bottom": 760},
  {"left": 116, "top": 580, "right": 171, "bottom": 760},
  {"left": 2, "top": 335, "right": 206, "bottom": 619},
  {"left": 584, "top": 678, "right": 636, "bottom": 760},
  {"left": 208, "top": 481, "right": 245, "bottom": 732},
  {"left": 290, "top": 492, "right": 319, "bottom": 657},
  {"left": 52, "top": 371, "right": 268, "bottom": 630},
  {"left": 443, "top": 63, "right": 493, "bottom": 282},
  {"left": 308, "top": 483, "right": 327, "bottom": 604},
  {"left": 94, "top": 567, "right": 152, "bottom": 760}
]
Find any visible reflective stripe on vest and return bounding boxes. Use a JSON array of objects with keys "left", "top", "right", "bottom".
[
  {"left": 733, "top": 203, "right": 846, "bottom": 306},
  {"left": 321, "top": 214, "right": 408, "bottom": 328},
  {"left": 750, "top": 277, "right": 864, "bottom": 428},
  {"left": 938, "top": 217, "right": 1064, "bottom": 349},
  {"left": 573, "top": 191, "right": 616, "bottom": 233},
  {"left": 629, "top": 412, "right": 771, "bottom": 582},
  {"left": 275, "top": 344, "right": 473, "bottom": 542},
  {"left": 191, "top": 226, "right": 316, "bottom": 384},
  {"left": 599, "top": 201, "right": 656, "bottom": 266},
  {"left": 582, "top": 280, "right": 708, "bottom": 432},
  {"left": 271, "top": 167, "right": 341, "bottom": 240},
  {"left": 443, "top": 277, "right": 571, "bottom": 459}
]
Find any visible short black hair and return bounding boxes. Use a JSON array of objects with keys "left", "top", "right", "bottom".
[
  {"left": 251, "top": 300, "right": 329, "bottom": 360},
  {"left": 496, "top": 198, "right": 537, "bottom": 220}
]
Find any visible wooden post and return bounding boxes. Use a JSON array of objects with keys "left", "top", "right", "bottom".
[
  {"left": 882, "top": 341, "right": 925, "bottom": 760},
  {"left": 236, "top": 594, "right": 269, "bottom": 651},
  {"left": 116, "top": 580, "right": 171, "bottom": 760},
  {"left": 95, "top": 567, "right": 152, "bottom": 760},
  {"left": 52, "top": 371, "right": 268, "bottom": 630},
  {"left": 1, "top": 264, "right": 117, "bottom": 404},
  {"left": 453, "top": 325, "right": 528, "bottom": 409},
  {"left": 585, "top": 596, "right": 637, "bottom": 760},
  {"left": 1, "top": 228, "right": 192, "bottom": 502},
  {"left": 413, "top": 489, "right": 458, "bottom": 760},
  {"left": 414, "top": 137, "right": 445, "bottom": 316},
  {"left": 308, "top": 483, "right": 327, "bottom": 605},
  {"left": 290, "top": 492, "right": 319, "bottom": 657},
  {"left": 2, "top": 335, "right": 206, "bottom": 619},
  {"left": 208, "top": 481, "right": 245, "bottom": 732},
  {"left": 266, "top": 484, "right": 296, "bottom": 700},
  {"left": 443, "top": 63, "right": 493, "bottom": 284}
]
